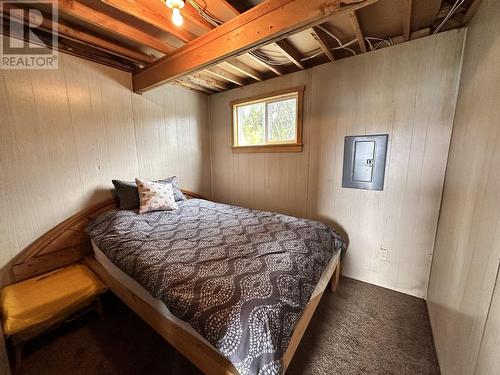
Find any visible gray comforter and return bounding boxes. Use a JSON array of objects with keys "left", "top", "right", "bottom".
[{"left": 87, "top": 199, "right": 345, "bottom": 375}]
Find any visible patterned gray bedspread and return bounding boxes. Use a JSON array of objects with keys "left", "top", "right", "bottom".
[{"left": 87, "top": 199, "right": 345, "bottom": 375}]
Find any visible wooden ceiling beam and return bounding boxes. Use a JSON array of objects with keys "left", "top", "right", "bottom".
[
  {"left": 55, "top": 22, "right": 155, "bottom": 64},
  {"left": 1, "top": 15, "right": 138, "bottom": 71},
  {"left": 310, "top": 26, "right": 335, "bottom": 62},
  {"left": 183, "top": 3, "right": 216, "bottom": 32},
  {"left": 223, "top": 59, "right": 264, "bottom": 81},
  {"left": 402, "top": 0, "right": 412, "bottom": 41},
  {"left": 349, "top": 10, "right": 367, "bottom": 53},
  {"left": 275, "top": 40, "right": 305, "bottom": 69},
  {"left": 100, "top": 0, "right": 197, "bottom": 43},
  {"left": 219, "top": 0, "right": 295, "bottom": 76},
  {"left": 56, "top": 0, "right": 175, "bottom": 54},
  {"left": 2, "top": 3, "right": 154, "bottom": 64},
  {"left": 216, "top": 0, "right": 301, "bottom": 77},
  {"left": 248, "top": 53, "right": 283, "bottom": 76},
  {"left": 205, "top": 66, "right": 245, "bottom": 86},
  {"left": 133, "top": 0, "right": 378, "bottom": 92}
]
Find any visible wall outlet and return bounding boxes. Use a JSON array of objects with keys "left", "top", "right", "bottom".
[{"left": 379, "top": 247, "right": 389, "bottom": 261}]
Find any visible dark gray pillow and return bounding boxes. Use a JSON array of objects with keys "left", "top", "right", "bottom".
[
  {"left": 112, "top": 180, "right": 140, "bottom": 210},
  {"left": 112, "top": 176, "right": 186, "bottom": 210}
]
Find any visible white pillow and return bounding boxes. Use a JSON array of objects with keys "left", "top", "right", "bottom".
[{"left": 135, "top": 178, "right": 179, "bottom": 214}]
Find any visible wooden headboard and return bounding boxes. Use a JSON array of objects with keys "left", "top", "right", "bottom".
[{"left": 10, "top": 190, "right": 205, "bottom": 283}]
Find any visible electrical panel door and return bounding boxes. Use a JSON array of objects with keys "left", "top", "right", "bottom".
[{"left": 342, "top": 134, "right": 388, "bottom": 190}]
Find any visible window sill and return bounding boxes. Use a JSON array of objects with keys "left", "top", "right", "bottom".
[{"left": 232, "top": 144, "right": 303, "bottom": 153}]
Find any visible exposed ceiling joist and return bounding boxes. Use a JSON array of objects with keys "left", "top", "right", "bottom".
[
  {"left": 392, "top": 27, "right": 430, "bottom": 45},
  {"left": 183, "top": 77, "right": 218, "bottom": 93},
  {"left": 190, "top": 72, "right": 232, "bottom": 91},
  {"left": 215, "top": 0, "right": 242, "bottom": 16},
  {"left": 55, "top": 21, "right": 154, "bottom": 64},
  {"left": 224, "top": 0, "right": 254, "bottom": 13},
  {"left": 219, "top": 1, "right": 293, "bottom": 79},
  {"left": 212, "top": 0, "right": 293, "bottom": 84},
  {"left": 132, "top": 0, "right": 378, "bottom": 92},
  {"left": 100, "top": 0, "right": 197, "bottom": 43},
  {"left": 349, "top": 10, "right": 367, "bottom": 53},
  {"left": 175, "top": 79, "right": 216, "bottom": 94},
  {"left": 224, "top": 59, "right": 264, "bottom": 81},
  {"left": 462, "top": 0, "right": 482, "bottom": 25},
  {"left": 435, "top": 2, "right": 453, "bottom": 19},
  {"left": 2, "top": 3, "right": 154, "bottom": 64},
  {"left": 275, "top": 40, "right": 305, "bottom": 69},
  {"left": 402, "top": 0, "right": 412, "bottom": 41},
  {"left": 57, "top": 0, "right": 175, "bottom": 54},
  {"left": 2, "top": 15, "right": 137, "bottom": 71},
  {"left": 310, "top": 26, "right": 335, "bottom": 62},
  {"left": 205, "top": 66, "right": 246, "bottom": 86},
  {"left": 248, "top": 53, "right": 284, "bottom": 76},
  {"left": 183, "top": 3, "right": 216, "bottom": 31}
]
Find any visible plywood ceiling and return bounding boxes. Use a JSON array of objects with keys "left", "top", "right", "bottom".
[{"left": 1, "top": 0, "right": 481, "bottom": 94}]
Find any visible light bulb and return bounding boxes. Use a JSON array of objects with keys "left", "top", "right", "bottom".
[{"left": 172, "top": 7, "right": 183, "bottom": 26}]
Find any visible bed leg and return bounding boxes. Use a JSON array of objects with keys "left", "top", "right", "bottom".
[
  {"left": 12, "top": 339, "right": 24, "bottom": 368},
  {"left": 330, "top": 261, "right": 341, "bottom": 293},
  {"left": 94, "top": 296, "right": 105, "bottom": 321}
]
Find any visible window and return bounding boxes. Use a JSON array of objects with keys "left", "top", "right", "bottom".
[{"left": 231, "top": 87, "right": 304, "bottom": 153}]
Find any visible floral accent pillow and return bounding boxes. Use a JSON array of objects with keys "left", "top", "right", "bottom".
[{"left": 135, "top": 178, "right": 179, "bottom": 214}]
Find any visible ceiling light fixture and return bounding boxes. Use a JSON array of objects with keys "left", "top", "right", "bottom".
[{"left": 166, "top": 0, "right": 184, "bottom": 26}]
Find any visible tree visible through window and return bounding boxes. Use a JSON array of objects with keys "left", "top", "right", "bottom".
[
  {"left": 268, "top": 98, "right": 296, "bottom": 142},
  {"left": 232, "top": 88, "right": 303, "bottom": 152},
  {"left": 237, "top": 102, "right": 265, "bottom": 145}
]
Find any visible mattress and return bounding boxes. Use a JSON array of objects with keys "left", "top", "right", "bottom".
[
  {"left": 92, "top": 240, "right": 340, "bottom": 348},
  {"left": 87, "top": 198, "right": 345, "bottom": 374},
  {"left": 92, "top": 240, "right": 214, "bottom": 348}
]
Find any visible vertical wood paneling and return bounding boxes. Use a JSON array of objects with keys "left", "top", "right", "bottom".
[
  {"left": 209, "top": 70, "right": 312, "bottom": 218},
  {"left": 209, "top": 30, "right": 464, "bottom": 297},
  {"left": 0, "top": 44, "right": 211, "bottom": 285},
  {"left": 426, "top": 1, "right": 500, "bottom": 373},
  {"left": 475, "top": 261, "right": 500, "bottom": 374}
]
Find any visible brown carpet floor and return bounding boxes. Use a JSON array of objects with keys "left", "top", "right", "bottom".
[{"left": 12, "top": 277, "right": 440, "bottom": 375}]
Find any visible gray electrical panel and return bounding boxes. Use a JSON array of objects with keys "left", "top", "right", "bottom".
[{"left": 342, "top": 134, "right": 388, "bottom": 191}]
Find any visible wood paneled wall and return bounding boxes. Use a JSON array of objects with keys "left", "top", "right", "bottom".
[
  {"left": 427, "top": 0, "right": 500, "bottom": 373},
  {"left": 209, "top": 30, "right": 465, "bottom": 297},
  {"left": 0, "top": 44, "right": 211, "bottom": 286},
  {"left": 209, "top": 70, "right": 313, "bottom": 219}
]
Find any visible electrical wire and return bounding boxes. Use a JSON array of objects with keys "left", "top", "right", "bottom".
[
  {"left": 187, "top": 0, "right": 289, "bottom": 65},
  {"left": 365, "top": 37, "right": 393, "bottom": 49},
  {"left": 300, "top": 50, "right": 325, "bottom": 61},
  {"left": 250, "top": 49, "right": 290, "bottom": 66},
  {"left": 316, "top": 26, "right": 357, "bottom": 56},
  {"left": 186, "top": 0, "right": 392, "bottom": 66},
  {"left": 433, "top": 0, "right": 465, "bottom": 34},
  {"left": 364, "top": 37, "right": 374, "bottom": 51},
  {"left": 186, "top": 0, "right": 222, "bottom": 27}
]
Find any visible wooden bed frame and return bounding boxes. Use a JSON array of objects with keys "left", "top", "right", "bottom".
[{"left": 9, "top": 190, "right": 341, "bottom": 375}]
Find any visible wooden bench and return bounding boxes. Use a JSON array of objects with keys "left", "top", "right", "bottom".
[{"left": 0, "top": 263, "right": 107, "bottom": 366}]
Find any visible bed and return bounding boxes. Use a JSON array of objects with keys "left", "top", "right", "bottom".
[{"left": 10, "top": 191, "right": 344, "bottom": 375}]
